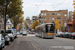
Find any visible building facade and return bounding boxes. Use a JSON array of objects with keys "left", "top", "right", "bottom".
[
  {"left": 69, "top": 11, "right": 73, "bottom": 22},
  {"left": 32, "top": 16, "right": 38, "bottom": 23},
  {"left": 39, "top": 10, "right": 68, "bottom": 26},
  {"left": 25, "top": 17, "right": 32, "bottom": 28}
]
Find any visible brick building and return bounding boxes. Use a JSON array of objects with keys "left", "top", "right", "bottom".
[{"left": 39, "top": 10, "right": 68, "bottom": 26}]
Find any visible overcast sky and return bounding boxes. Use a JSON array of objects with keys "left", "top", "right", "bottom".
[{"left": 22, "top": 0, "right": 73, "bottom": 19}]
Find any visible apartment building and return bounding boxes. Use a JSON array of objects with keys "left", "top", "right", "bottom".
[
  {"left": 69, "top": 11, "right": 73, "bottom": 22},
  {"left": 40, "top": 10, "right": 68, "bottom": 26},
  {"left": 26, "top": 17, "right": 32, "bottom": 28},
  {"left": 32, "top": 16, "right": 38, "bottom": 23}
]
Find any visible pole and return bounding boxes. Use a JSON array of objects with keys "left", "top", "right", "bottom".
[{"left": 4, "top": 0, "right": 7, "bottom": 36}]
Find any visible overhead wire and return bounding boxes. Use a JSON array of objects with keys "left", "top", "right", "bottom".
[
  {"left": 34, "top": 0, "right": 44, "bottom": 15},
  {"left": 52, "top": 0, "right": 65, "bottom": 9}
]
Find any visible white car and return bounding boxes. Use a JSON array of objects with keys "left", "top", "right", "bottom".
[
  {"left": 17, "top": 32, "right": 20, "bottom": 35},
  {"left": 22, "top": 31, "right": 27, "bottom": 36},
  {"left": 0, "top": 34, "right": 5, "bottom": 50},
  {"left": 55, "top": 32, "right": 63, "bottom": 37}
]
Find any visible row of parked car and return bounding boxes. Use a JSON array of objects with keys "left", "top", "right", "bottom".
[
  {"left": 0, "top": 29, "right": 17, "bottom": 50},
  {"left": 55, "top": 32, "right": 75, "bottom": 39}
]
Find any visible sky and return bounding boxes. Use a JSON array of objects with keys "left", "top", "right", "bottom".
[{"left": 22, "top": 0, "right": 74, "bottom": 19}]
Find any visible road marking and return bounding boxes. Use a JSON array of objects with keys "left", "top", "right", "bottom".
[
  {"left": 27, "top": 37, "right": 40, "bottom": 50},
  {"left": 31, "top": 42, "right": 40, "bottom": 50}
]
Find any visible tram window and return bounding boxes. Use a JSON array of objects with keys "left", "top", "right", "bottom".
[{"left": 45, "top": 24, "right": 54, "bottom": 33}]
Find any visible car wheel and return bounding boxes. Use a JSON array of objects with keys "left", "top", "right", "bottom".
[
  {"left": 69, "top": 37, "right": 71, "bottom": 39},
  {"left": 0, "top": 48, "right": 2, "bottom": 50},
  {"left": 7, "top": 41, "right": 9, "bottom": 45},
  {"left": 72, "top": 37, "right": 75, "bottom": 39}
]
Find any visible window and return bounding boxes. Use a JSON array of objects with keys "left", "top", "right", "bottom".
[
  {"left": 65, "top": 11, "right": 67, "bottom": 13},
  {"left": 41, "top": 21, "right": 43, "bottom": 24},
  {"left": 57, "top": 13, "right": 61, "bottom": 16},
  {"left": 59, "top": 22, "right": 61, "bottom": 24},
  {"left": 41, "top": 17, "right": 46, "bottom": 20},
  {"left": 41, "top": 13, "right": 46, "bottom": 15},
  {"left": 64, "top": 14, "right": 67, "bottom": 16},
  {"left": 50, "top": 17, "right": 51, "bottom": 19},
  {"left": 57, "top": 17, "right": 61, "bottom": 20},
  {"left": 44, "top": 17, "right": 46, "bottom": 20},
  {"left": 64, "top": 21, "right": 66, "bottom": 23},
  {"left": 52, "top": 17, "right": 54, "bottom": 20},
  {"left": 63, "top": 11, "right": 64, "bottom": 13},
  {"left": 50, "top": 13, "right": 51, "bottom": 15},
  {"left": 40, "top": 17, "right": 43, "bottom": 20},
  {"left": 64, "top": 18, "right": 67, "bottom": 20},
  {"left": 52, "top": 13, "right": 55, "bottom": 15}
]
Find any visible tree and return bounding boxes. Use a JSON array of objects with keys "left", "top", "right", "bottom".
[
  {"left": 55, "top": 19, "right": 60, "bottom": 29},
  {"left": 20, "top": 23, "right": 22, "bottom": 29},
  {"left": 55, "top": 19, "right": 60, "bottom": 33},
  {"left": 31, "top": 20, "right": 39, "bottom": 29},
  {"left": 0, "top": 0, "right": 24, "bottom": 28},
  {"left": 61, "top": 25, "right": 64, "bottom": 31},
  {"left": 24, "top": 21, "right": 28, "bottom": 28}
]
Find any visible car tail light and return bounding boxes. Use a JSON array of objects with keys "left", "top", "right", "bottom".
[
  {"left": 62, "top": 34, "right": 63, "bottom": 35},
  {"left": 74, "top": 35, "right": 75, "bottom": 36}
]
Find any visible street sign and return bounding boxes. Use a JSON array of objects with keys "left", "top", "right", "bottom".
[{"left": 64, "top": 23, "right": 67, "bottom": 27}]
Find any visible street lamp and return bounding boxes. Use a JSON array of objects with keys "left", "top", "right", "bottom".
[{"left": 3, "top": 0, "right": 7, "bottom": 36}]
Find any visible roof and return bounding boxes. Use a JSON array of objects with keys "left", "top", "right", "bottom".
[{"left": 35, "top": 23, "right": 54, "bottom": 28}]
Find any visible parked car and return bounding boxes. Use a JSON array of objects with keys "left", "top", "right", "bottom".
[
  {"left": 12, "top": 28, "right": 17, "bottom": 39},
  {"left": 6, "top": 30, "right": 14, "bottom": 41},
  {"left": 5, "top": 35, "right": 10, "bottom": 45},
  {"left": 60, "top": 32, "right": 65, "bottom": 37},
  {"left": 22, "top": 31, "right": 27, "bottom": 36},
  {"left": 64, "top": 32, "right": 69, "bottom": 38},
  {"left": 69, "top": 32, "right": 75, "bottom": 39},
  {"left": 20, "top": 31, "right": 23, "bottom": 34},
  {"left": 17, "top": 32, "right": 20, "bottom": 35},
  {"left": 0, "top": 34, "right": 5, "bottom": 50},
  {"left": 1, "top": 29, "right": 14, "bottom": 41},
  {"left": 55, "top": 32, "right": 63, "bottom": 37}
]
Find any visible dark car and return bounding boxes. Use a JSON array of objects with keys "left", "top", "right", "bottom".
[
  {"left": 69, "top": 32, "right": 75, "bottom": 39},
  {"left": 60, "top": 32, "right": 65, "bottom": 37},
  {"left": 5, "top": 35, "right": 10, "bottom": 45},
  {"left": 64, "top": 32, "right": 69, "bottom": 38}
]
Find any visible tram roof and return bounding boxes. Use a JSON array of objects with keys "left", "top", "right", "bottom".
[{"left": 36, "top": 23, "right": 54, "bottom": 28}]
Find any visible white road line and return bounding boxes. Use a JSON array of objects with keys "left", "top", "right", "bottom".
[
  {"left": 31, "top": 42, "right": 40, "bottom": 50},
  {"left": 27, "top": 37, "right": 40, "bottom": 50}
]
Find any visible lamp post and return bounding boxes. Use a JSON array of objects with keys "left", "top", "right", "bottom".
[{"left": 3, "top": 0, "right": 7, "bottom": 36}]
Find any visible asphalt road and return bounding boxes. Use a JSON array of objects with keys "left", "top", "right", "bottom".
[{"left": 3, "top": 34, "right": 75, "bottom": 50}]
